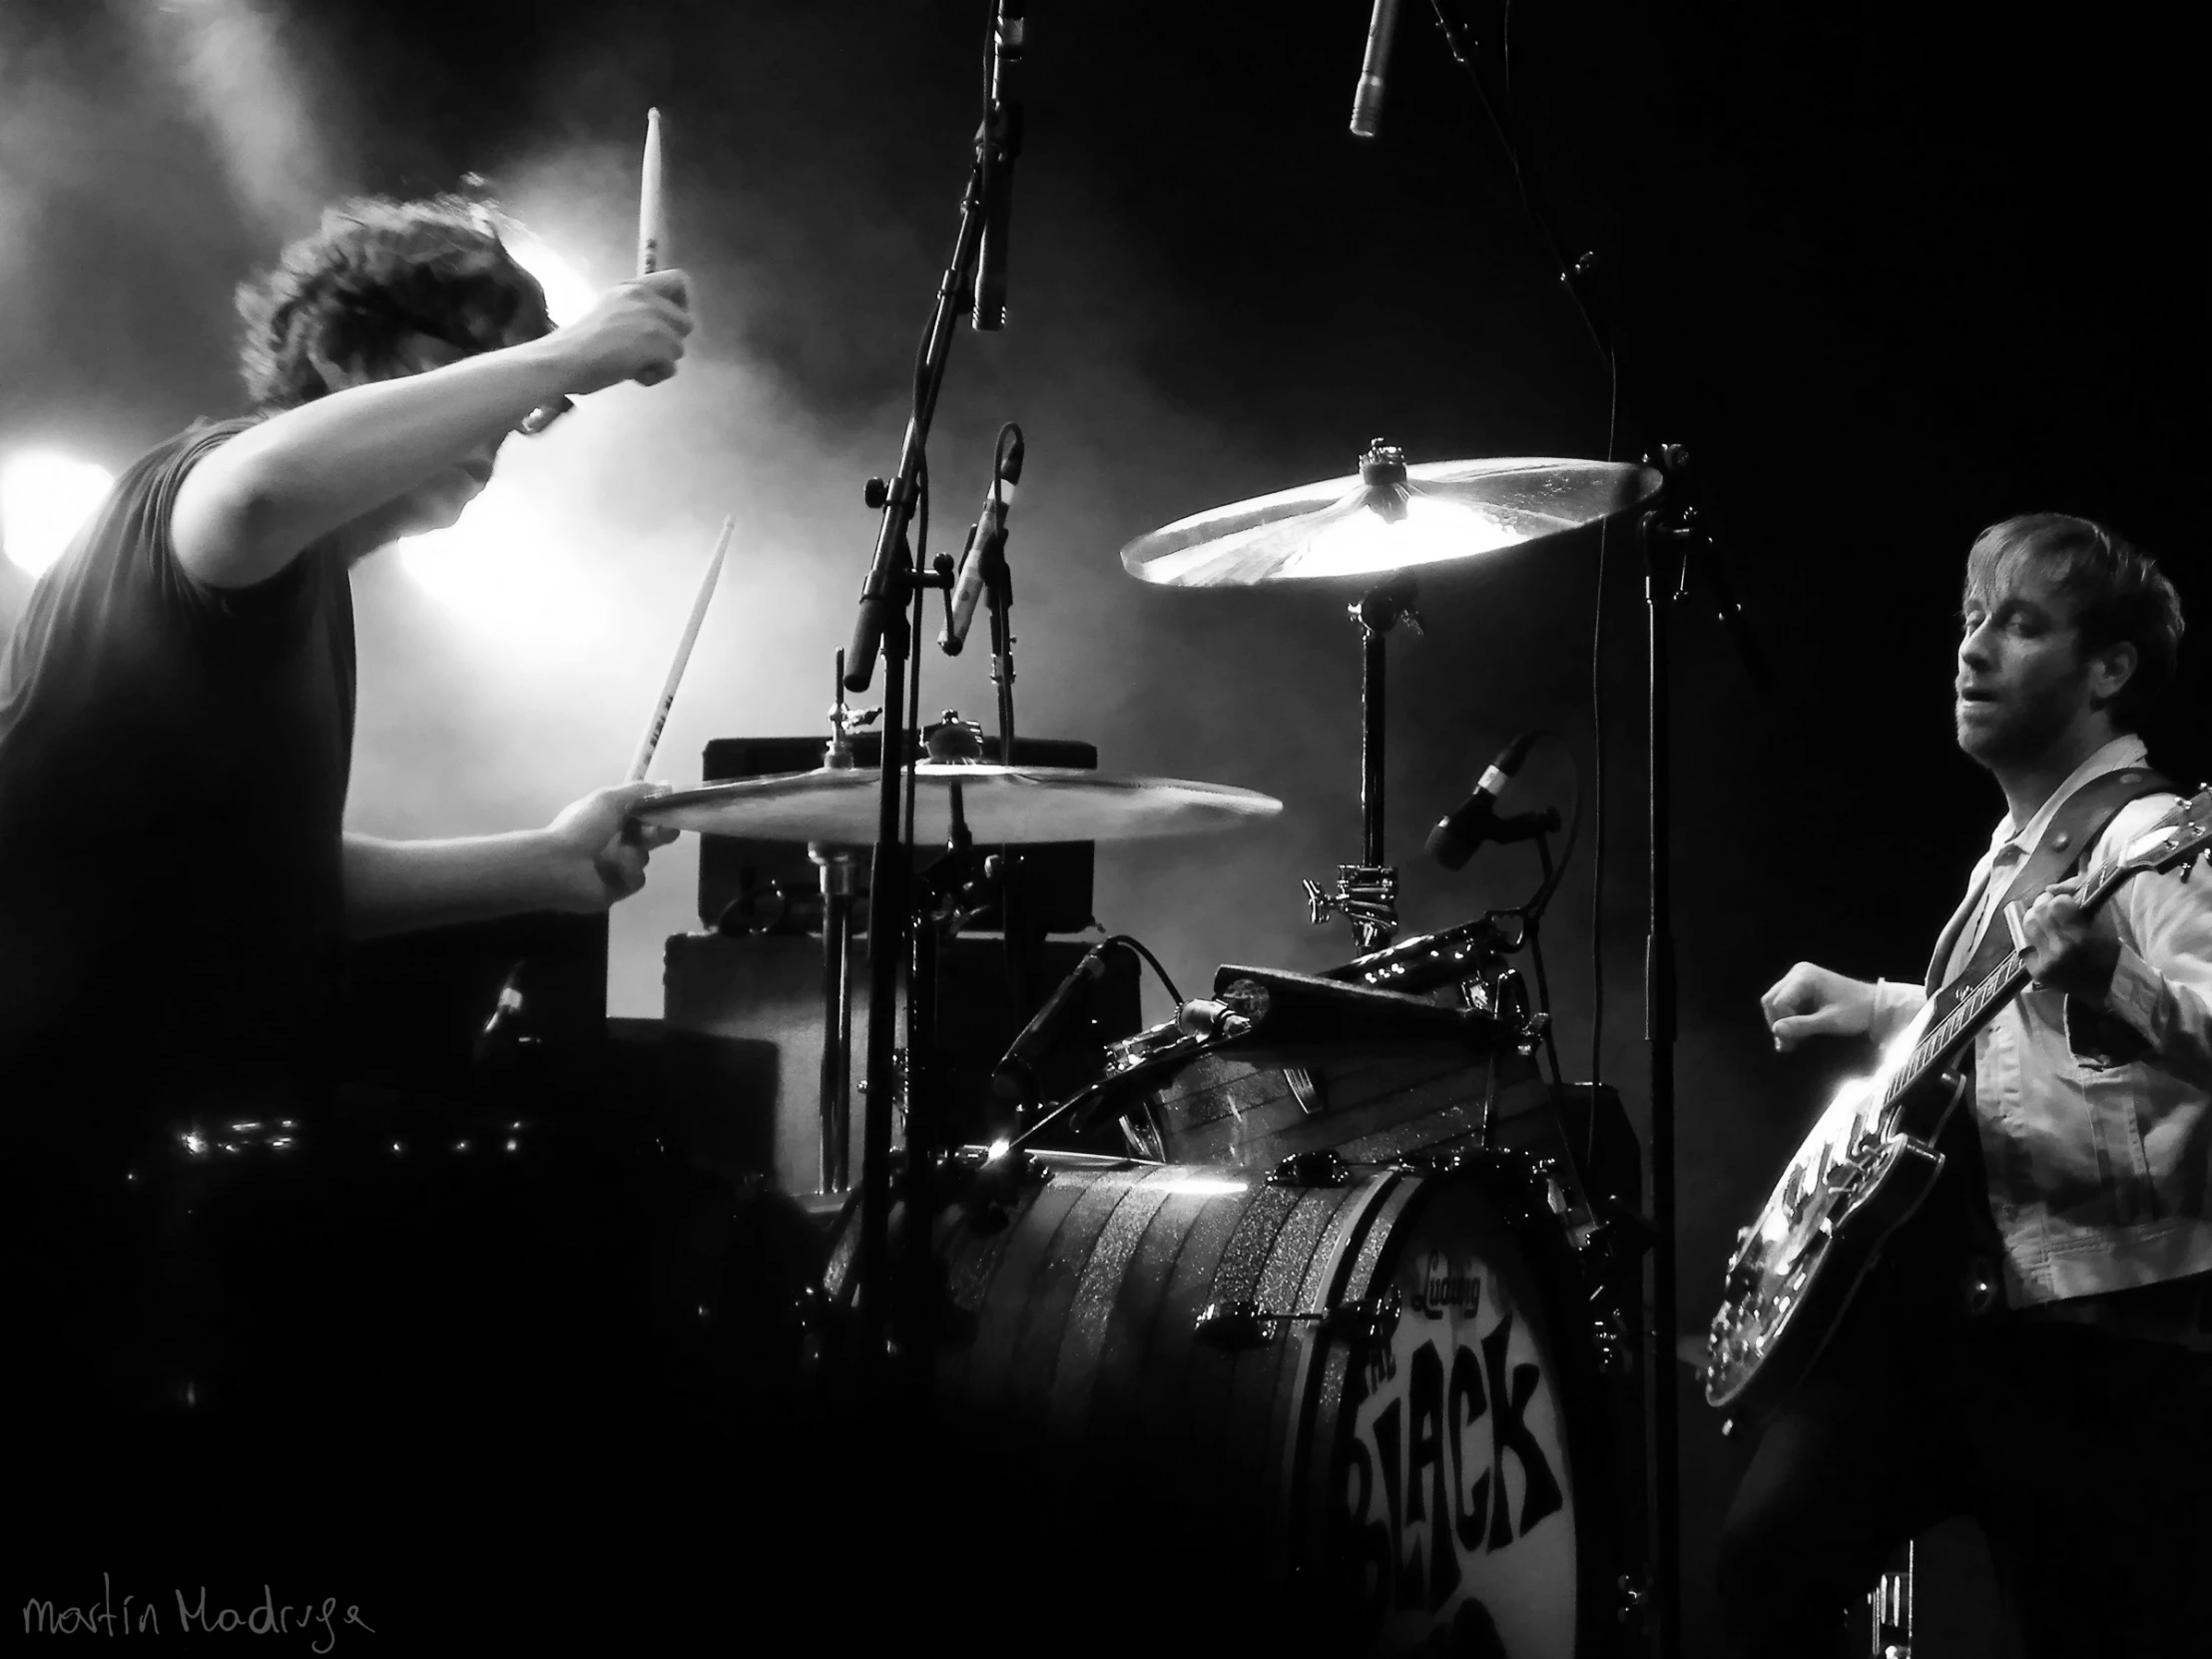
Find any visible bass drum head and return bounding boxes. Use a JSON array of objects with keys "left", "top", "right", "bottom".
[{"left": 1320, "top": 1172, "right": 1594, "bottom": 1655}]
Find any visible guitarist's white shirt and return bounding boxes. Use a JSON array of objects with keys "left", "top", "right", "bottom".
[{"left": 1866, "top": 736, "right": 2212, "bottom": 1323}]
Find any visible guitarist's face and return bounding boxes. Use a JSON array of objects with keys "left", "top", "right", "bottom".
[{"left": 1954, "top": 568, "right": 2110, "bottom": 770}]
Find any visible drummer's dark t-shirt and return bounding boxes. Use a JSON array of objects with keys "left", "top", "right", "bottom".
[{"left": 0, "top": 418, "right": 356, "bottom": 1114}]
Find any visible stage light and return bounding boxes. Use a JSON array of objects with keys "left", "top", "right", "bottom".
[
  {"left": 395, "top": 465, "right": 606, "bottom": 649},
  {"left": 505, "top": 233, "right": 597, "bottom": 327},
  {"left": 1, "top": 451, "right": 115, "bottom": 577}
]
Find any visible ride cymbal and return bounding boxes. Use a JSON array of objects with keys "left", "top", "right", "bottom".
[{"left": 1120, "top": 444, "right": 1663, "bottom": 588}]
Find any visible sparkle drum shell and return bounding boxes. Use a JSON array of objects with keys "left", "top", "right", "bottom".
[
  {"left": 825, "top": 1152, "right": 1627, "bottom": 1654},
  {"left": 1115, "top": 1043, "right": 1542, "bottom": 1171}
]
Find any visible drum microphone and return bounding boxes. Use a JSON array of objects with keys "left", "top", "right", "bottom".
[
  {"left": 941, "top": 430, "right": 1025, "bottom": 655},
  {"left": 1175, "top": 998, "right": 1247, "bottom": 1040},
  {"left": 1349, "top": 0, "right": 1403, "bottom": 139},
  {"left": 992, "top": 936, "right": 1126, "bottom": 1104},
  {"left": 973, "top": 0, "right": 1026, "bottom": 330},
  {"left": 1426, "top": 731, "right": 1539, "bottom": 869}
]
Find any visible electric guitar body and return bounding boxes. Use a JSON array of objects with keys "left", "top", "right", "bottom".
[{"left": 1704, "top": 785, "right": 2212, "bottom": 1419}]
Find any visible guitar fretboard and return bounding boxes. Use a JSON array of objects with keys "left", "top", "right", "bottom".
[{"left": 1884, "top": 863, "right": 2126, "bottom": 1112}]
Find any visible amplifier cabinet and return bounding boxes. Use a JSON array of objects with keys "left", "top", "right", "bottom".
[{"left": 663, "top": 930, "right": 1140, "bottom": 1195}]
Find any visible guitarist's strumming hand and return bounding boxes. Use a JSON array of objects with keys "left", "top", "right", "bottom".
[
  {"left": 2010, "top": 875, "right": 2120, "bottom": 1004},
  {"left": 1761, "top": 963, "right": 1880, "bottom": 1052}
]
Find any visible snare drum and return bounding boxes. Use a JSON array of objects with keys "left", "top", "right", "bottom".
[{"left": 823, "top": 1148, "right": 1632, "bottom": 1653}]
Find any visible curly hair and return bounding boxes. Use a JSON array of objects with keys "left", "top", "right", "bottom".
[
  {"left": 1962, "top": 512, "right": 2186, "bottom": 730},
  {"left": 234, "top": 194, "right": 555, "bottom": 410}
]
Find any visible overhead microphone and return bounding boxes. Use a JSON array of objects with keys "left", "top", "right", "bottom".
[
  {"left": 1349, "top": 0, "right": 1403, "bottom": 140},
  {"left": 941, "top": 430, "right": 1025, "bottom": 655},
  {"left": 973, "top": 0, "right": 1027, "bottom": 329},
  {"left": 1426, "top": 731, "right": 1539, "bottom": 869}
]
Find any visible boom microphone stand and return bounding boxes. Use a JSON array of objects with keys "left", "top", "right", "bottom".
[
  {"left": 841, "top": 0, "right": 1023, "bottom": 1393},
  {"left": 1408, "top": 7, "right": 1775, "bottom": 1655}
]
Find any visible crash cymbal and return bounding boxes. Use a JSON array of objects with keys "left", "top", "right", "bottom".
[
  {"left": 636, "top": 765, "right": 1285, "bottom": 845},
  {"left": 1120, "top": 444, "right": 1664, "bottom": 588}
]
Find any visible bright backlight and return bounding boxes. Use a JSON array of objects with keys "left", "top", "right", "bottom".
[
  {"left": 396, "top": 476, "right": 606, "bottom": 648},
  {"left": 505, "top": 233, "right": 597, "bottom": 328},
  {"left": 2, "top": 451, "right": 115, "bottom": 576}
]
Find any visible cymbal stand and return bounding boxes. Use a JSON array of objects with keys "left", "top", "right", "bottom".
[
  {"left": 1415, "top": 8, "right": 1775, "bottom": 1652},
  {"left": 981, "top": 545, "right": 1035, "bottom": 1017},
  {"left": 810, "top": 651, "right": 875, "bottom": 1196},
  {"left": 1304, "top": 569, "right": 1421, "bottom": 950}
]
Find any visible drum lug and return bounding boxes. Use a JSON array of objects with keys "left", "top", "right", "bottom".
[
  {"left": 1195, "top": 1299, "right": 1273, "bottom": 1349},
  {"left": 1267, "top": 1148, "right": 1351, "bottom": 1189},
  {"left": 1514, "top": 1010, "right": 1551, "bottom": 1059},
  {"left": 1316, "top": 1285, "right": 1401, "bottom": 1348},
  {"left": 1195, "top": 1285, "right": 1401, "bottom": 1351}
]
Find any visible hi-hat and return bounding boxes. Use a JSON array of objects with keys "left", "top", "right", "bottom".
[
  {"left": 635, "top": 765, "right": 1284, "bottom": 845},
  {"left": 1120, "top": 444, "right": 1664, "bottom": 588}
]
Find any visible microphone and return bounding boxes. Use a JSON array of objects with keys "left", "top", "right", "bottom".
[
  {"left": 992, "top": 936, "right": 1124, "bottom": 1104},
  {"left": 973, "top": 0, "right": 1027, "bottom": 330},
  {"left": 1349, "top": 0, "right": 1403, "bottom": 140},
  {"left": 1426, "top": 731, "right": 1539, "bottom": 870},
  {"left": 940, "top": 431, "right": 1025, "bottom": 655},
  {"left": 1175, "top": 998, "right": 1246, "bottom": 1040}
]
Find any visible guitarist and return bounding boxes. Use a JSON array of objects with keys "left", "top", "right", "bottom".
[{"left": 1720, "top": 514, "right": 2209, "bottom": 1656}]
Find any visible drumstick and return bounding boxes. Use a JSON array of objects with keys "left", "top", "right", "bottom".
[
  {"left": 627, "top": 515, "right": 734, "bottom": 783},
  {"left": 638, "top": 107, "right": 665, "bottom": 276}
]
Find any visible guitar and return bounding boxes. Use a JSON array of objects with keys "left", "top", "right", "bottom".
[{"left": 1703, "top": 785, "right": 2212, "bottom": 1418}]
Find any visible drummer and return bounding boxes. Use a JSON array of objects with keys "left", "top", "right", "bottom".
[{"left": 0, "top": 194, "right": 692, "bottom": 1122}]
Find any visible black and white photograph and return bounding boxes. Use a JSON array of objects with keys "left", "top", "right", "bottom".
[{"left": 3, "top": 2, "right": 2204, "bottom": 1652}]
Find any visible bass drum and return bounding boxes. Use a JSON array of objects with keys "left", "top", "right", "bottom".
[{"left": 825, "top": 1150, "right": 1633, "bottom": 1655}]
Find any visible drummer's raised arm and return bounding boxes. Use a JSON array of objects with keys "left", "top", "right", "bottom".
[{"left": 172, "top": 275, "right": 692, "bottom": 590}]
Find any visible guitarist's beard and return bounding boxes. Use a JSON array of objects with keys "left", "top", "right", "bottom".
[{"left": 1954, "top": 675, "right": 2094, "bottom": 774}]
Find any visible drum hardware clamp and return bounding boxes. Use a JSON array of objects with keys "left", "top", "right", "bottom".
[
  {"left": 1588, "top": 1307, "right": 1632, "bottom": 1377},
  {"left": 1267, "top": 1148, "right": 1353, "bottom": 1190},
  {"left": 1195, "top": 1285, "right": 1402, "bottom": 1353},
  {"left": 1302, "top": 863, "right": 1398, "bottom": 942}
]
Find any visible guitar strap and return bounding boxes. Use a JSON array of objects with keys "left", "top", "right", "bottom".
[
  {"left": 1911, "top": 764, "right": 2173, "bottom": 1318},
  {"left": 1923, "top": 764, "right": 2176, "bottom": 1014}
]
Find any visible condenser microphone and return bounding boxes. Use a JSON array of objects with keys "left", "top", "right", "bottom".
[
  {"left": 1425, "top": 731, "right": 1539, "bottom": 869},
  {"left": 973, "top": 0, "right": 1027, "bottom": 329},
  {"left": 941, "top": 432, "right": 1025, "bottom": 654},
  {"left": 1349, "top": 0, "right": 1403, "bottom": 139}
]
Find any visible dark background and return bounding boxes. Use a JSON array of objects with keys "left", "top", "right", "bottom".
[{"left": 2, "top": 1, "right": 2201, "bottom": 1649}]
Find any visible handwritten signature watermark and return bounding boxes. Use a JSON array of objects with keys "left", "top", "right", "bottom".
[{"left": 24, "top": 1576, "right": 372, "bottom": 1652}]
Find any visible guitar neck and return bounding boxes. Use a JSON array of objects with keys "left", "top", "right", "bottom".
[{"left": 1884, "top": 863, "right": 2128, "bottom": 1111}]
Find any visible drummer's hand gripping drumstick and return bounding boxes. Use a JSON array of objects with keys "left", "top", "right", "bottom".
[
  {"left": 627, "top": 514, "right": 734, "bottom": 785},
  {"left": 521, "top": 108, "right": 664, "bottom": 435}
]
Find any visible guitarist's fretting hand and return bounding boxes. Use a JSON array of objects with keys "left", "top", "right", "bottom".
[
  {"left": 2013, "top": 875, "right": 2121, "bottom": 1003},
  {"left": 1761, "top": 963, "right": 1882, "bottom": 1052}
]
